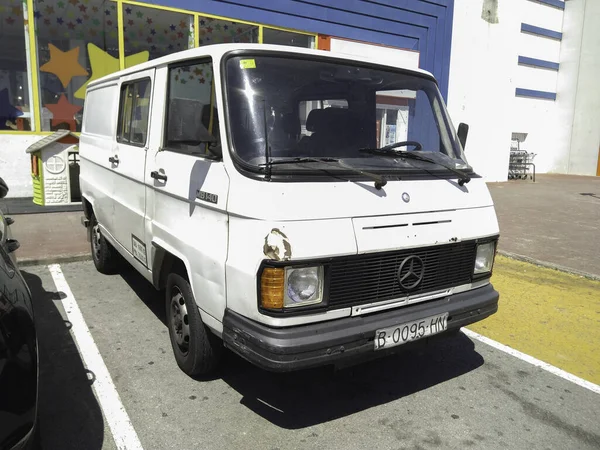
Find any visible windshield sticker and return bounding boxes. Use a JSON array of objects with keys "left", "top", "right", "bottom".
[{"left": 239, "top": 59, "right": 256, "bottom": 69}]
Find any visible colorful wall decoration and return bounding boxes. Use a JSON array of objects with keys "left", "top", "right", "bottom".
[
  {"left": 1, "top": 0, "right": 313, "bottom": 133},
  {"left": 0, "top": 0, "right": 31, "bottom": 130}
]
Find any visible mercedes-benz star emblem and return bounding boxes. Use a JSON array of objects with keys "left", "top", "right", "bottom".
[
  {"left": 402, "top": 192, "right": 410, "bottom": 203},
  {"left": 397, "top": 255, "right": 425, "bottom": 290}
]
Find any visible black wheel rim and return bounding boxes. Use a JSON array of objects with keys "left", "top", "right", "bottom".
[
  {"left": 170, "top": 286, "right": 190, "bottom": 355},
  {"left": 91, "top": 223, "right": 102, "bottom": 263}
]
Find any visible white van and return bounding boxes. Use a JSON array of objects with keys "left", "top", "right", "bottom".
[{"left": 79, "top": 44, "right": 499, "bottom": 376}]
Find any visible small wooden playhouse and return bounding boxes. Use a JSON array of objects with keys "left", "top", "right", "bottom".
[{"left": 26, "top": 130, "right": 81, "bottom": 206}]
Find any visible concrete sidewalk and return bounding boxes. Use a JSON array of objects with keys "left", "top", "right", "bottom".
[
  {"left": 488, "top": 174, "right": 600, "bottom": 278},
  {"left": 7, "top": 211, "right": 89, "bottom": 266},
  {"left": 3, "top": 174, "right": 600, "bottom": 274}
]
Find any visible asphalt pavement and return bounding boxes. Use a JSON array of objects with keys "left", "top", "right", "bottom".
[{"left": 27, "top": 260, "right": 600, "bottom": 450}]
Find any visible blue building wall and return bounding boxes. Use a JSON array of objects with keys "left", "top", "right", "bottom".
[{"left": 144, "top": 0, "right": 455, "bottom": 99}]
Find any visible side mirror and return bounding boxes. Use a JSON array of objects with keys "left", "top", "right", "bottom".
[
  {"left": 457, "top": 123, "right": 469, "bottom": 150},
  {"left": 0, "top": 177, "right": 8, "bottom": 199},
  {"left": 6, "top": 239, "right": 20, "bottom": 253}
]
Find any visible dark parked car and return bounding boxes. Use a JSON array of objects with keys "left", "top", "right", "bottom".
[{"left": 0, "top": 177, "right": 39, "bottom": 449}]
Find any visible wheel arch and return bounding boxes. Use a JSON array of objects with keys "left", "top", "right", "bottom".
[
  {"left": 151, "top": 240, "right": 190, "bottom": 291},
  {"left": 82, "top": 196, "right": 93, "bottom": 220}
]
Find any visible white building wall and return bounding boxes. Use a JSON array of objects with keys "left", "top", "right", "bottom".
[
  {"left": 448, "top": 0, "right": 575, "bottom": 180},
  {"left": 519, "top": 33, "right": 560, "bottom": 62},
  {"left": 511, "top": 95, "right": 559, "bottom": 173},
  {"left": 513, "top": 2, "right": 563, "bottom": 175},
  {"left": 515, "top": 65, "right": 558, "bottom": 93},
  {"left": 566, "top": 0, "right": 600, "bottom": 175},
  {"left": 553, "top": 0, "right": 585, "bottom": 173},
  {"left": 447, "top": 0, "right": 520, "bottom": 182},
  {"left": 0, "top": 135, "right": 36, "bottom": 198},
  {"left": 521, "top": 1, "right": 564, "bottom": 30}
]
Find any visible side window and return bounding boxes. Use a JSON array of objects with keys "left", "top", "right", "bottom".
[
  {"left": 117, "top": 79, "right": 152, "bottom": 146},
  {"left": 165, "top": 60, "right": 221, "bottom": 157}
]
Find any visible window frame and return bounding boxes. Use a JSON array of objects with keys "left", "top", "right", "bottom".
[
  {"left": 163, "top": 57, "right": 221, "bottom": 160},
  {"left": 116, "top": 77, "right": 152, "bottom": 148}
]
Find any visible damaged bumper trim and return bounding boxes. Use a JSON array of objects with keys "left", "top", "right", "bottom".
[{"left": 222, "top": 283, "right": 499, "bottom": 372}]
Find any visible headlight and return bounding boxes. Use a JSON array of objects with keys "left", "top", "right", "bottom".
[
  {"left": 474, "top": 242, "right": 496, "bottom": 274},
  {"left": 260, "top": 265, "right": 324, "bottom": 310},
  {"left": 285, "top": 266, "right": 324, "bottom": 307}
]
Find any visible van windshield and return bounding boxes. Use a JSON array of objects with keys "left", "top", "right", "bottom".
[{"left": 224, "top": 54, "right": 468, "bottom": 176}]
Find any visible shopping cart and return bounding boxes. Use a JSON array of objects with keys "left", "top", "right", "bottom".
[{"left": 508, "top": 132, "right": 536, "bottom": 182}]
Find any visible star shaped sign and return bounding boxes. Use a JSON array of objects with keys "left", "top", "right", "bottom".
[
  {"left": 74, "top": 43, "right": 149, "bottom": 99},
  {"left": 45, "top": 94, "right": 82, "bottom": 129},
  {"left": 40, "top": 44, "right": 88, "bottom": 88}
]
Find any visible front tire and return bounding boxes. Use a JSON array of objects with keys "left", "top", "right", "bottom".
[
  {"left": 90, "top": 214, "right": 120, "bottom": 274},
  {"left": 166, "top": 272, "right": 222, "bottom": 376}
]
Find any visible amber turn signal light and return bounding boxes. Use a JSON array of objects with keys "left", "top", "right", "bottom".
[{"left": 260, "top": 267, "right": 285, "bottom": 309}]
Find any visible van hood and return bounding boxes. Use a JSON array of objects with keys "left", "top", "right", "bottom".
[{"left": 226, "top": 175, "right": 495, "bottom": 222}]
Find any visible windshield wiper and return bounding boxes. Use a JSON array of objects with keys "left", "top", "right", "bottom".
[
  {"left": 359, "top": 144, "right": 471, "bottom": 186},
  {"left": 266, "top": 157, "right": 339, "bottom": 165},
  {"left": 260, "top": 157, "right": 387, "bottom": 190}
]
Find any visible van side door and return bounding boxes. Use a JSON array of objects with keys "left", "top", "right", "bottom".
[
  {"left": 111, "top": 69, "right": 155, "bottom": 265},
  {"left": 80, "top": 82, "right": 120, "bottom": 235},
  {"left": 145, "top": 59, "right": 229, "bottom": 325}
]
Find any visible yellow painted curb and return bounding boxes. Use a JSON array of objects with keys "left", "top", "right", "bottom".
[{"left": 468, "top": 255, "right": 600, "bottom": 385}]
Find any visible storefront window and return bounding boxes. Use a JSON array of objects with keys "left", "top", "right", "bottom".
[
  {"left": 123, "top": 4, "right": 193, "bottom": 61},
  {"left": 0, "top": 0, "right": 33, "bottom": 131},
  {"left": 5, "top": 1, "right": 310, "bottom": 133},
  {"left": 263, "top": 28, "right": 315, "bottom": 48},
  {"left": 197, "top": 16, "right": 258, "bottom": 45},
  {"left": 35, "top": 0, "right": 122, "bottom": 132}
]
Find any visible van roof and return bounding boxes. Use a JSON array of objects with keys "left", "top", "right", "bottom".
[{"left": 87, "top": 43, "right": 435, "bottom": 89}]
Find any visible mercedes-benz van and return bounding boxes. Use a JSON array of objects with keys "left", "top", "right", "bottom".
[{"left": 79, "top": 44, "right": 499, "bottom": 376}]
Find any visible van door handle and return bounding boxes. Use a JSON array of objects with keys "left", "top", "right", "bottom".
[
  {"left": 109, "top": 155, "right": 119, "bottom": 165},
  {"left": 150, "top": 170, "right": 167, "bottom": 182}
]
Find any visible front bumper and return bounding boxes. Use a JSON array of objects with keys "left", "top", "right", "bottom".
[{"left": 223, "top": 283, "right": 499, "bottom": 372}]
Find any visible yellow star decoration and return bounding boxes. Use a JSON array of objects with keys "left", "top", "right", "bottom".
[
  {"left": 40, "top": 44, "right": 89, "bottom": 88},
  {"left": 74, "top": 43, "right": 149, "bottom": 99}
]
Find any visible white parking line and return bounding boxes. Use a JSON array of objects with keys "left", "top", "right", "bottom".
[
  {"left": 49, "top": 264, "right": 144, "bottom": 450},
  {"left": 462, "top": 328, "right": 600, "bottom": 395}
]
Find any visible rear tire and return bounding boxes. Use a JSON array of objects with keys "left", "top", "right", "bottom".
[
  {"left": 90, "top": 214, "right": 120, "bottom": 274},
  {"left": 166, "top": 272, "right": 222, "bottom": 376}
]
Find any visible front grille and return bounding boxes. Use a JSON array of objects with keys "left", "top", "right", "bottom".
[{"left": 327, "top": 241, "right": 477, "bottom": 309}]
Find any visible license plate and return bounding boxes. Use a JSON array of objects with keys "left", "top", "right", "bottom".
[{"left": 374, "top": 313, "right": 449, "bottom": 350}]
